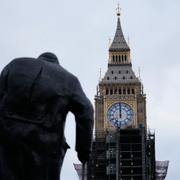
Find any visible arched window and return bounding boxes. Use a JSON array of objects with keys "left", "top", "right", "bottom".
[
  {"left": 130, "top": 76, "right": 133, "bottom": 79},
  {"left": 116, "top": 55, "right": 118, "bottom": 62},
  {"left": 125, "top": 55, "right": 127, "bottom": 61},
  {"left": 111, "top": 71, "right": 114, "bottom": 74},
  {"left": 114, "top": 89, "right": 117, "bottom": 94},
  {"left": 119, "top": 55, "right": 121, "bottom": 63},
  {"left": 113, "top": 55, "right": 115, "bottom": 62},
  {"left": 127, "top": 89, "right": 130, "bottom": 94},
  {"left": 119, "top": 89, "right": 122, "bottom": 94},
  {"left": 119, "top": 71, "right": 121, "bottom": 74},
  {"left": 110, "top": 89, "right": 113, "bottom": 95},
  {"left": 132, "top": 89, "right": 135, "bottom": 94},
  {"left": 106, "top": 89, "right": 109, "bottom": 95},
  {"left": 126, "top": 70, "right": 129, "bottom": 74},
  {"left": 123, "top": 76, "right": 125, "bottom": 80},
  {"left": 107, "top": 77, "right": 110, "bottom": 80},
  {"left": 114, "top": 76, "right": 117, "bottom": 80},
  {"left": 123, "top": 89, "right": 126, "bottom": 94}
]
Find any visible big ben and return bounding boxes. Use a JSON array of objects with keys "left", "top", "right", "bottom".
[{"left": 87, "top": 6, "right": 156, "bottom": 180}]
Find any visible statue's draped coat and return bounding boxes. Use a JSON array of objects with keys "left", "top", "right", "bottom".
[{"left": 0, "top": 58, "right": 93, "bottom": 180}]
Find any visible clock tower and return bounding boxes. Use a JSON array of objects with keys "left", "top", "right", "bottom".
[
  {"left": 95, "top": 11, "right": 146, "bottom": 135},
  {"left": 87, "top": 7, "right": 156, "bottom": 180}
]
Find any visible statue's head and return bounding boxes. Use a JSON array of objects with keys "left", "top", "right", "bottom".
[{"left": 38, "top": 52, "right": 59, "bottom": 64}]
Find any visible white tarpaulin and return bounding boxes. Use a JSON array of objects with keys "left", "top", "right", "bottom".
[
  {"left": 74, "top": 164, "right": 87, "bottom": 180},
  {"left": 156, "top": 161, "right": 169, "bottom": 180}
]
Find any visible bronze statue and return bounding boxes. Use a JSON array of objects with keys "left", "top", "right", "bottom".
[{"left": 0, "top": 52, "right": 94, "bottom": 180}]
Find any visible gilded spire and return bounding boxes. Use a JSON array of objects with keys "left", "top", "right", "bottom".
[
  {"left": 109, "top": 5, "right": 130, "bottom": 52},
  {"left": 116, "top": 3, "right": 121, "bottom": 17}
]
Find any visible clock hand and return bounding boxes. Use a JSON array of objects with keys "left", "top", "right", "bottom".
[{"left": 119, "top": 103, "right": 122, "bottom": 118}]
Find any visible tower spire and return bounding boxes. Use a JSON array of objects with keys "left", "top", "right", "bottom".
[
  {"left": 116, "top": 3, "right": 121, "bottom": 17},
  {"left": 108, "top": 5, "right": 131, "bottom": 65},
  {"left": 109, "top": 4, "right": 130, "bottom": 52}
]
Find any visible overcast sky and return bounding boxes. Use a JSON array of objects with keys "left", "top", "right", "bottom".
[{"left": 0, "top": 0, "right": 180, "bottom": 179}]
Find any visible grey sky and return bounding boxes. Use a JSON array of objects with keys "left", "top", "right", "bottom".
[{"left": 0, "top": 0, "right": 179, "bottom": 179}]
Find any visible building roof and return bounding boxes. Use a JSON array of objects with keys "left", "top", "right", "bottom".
[
  {"left": 109, "top": 17, "right": 130, "bottom": 52},
  {"left": 100, "top": 65, "right": 140, "bottom": 84}
]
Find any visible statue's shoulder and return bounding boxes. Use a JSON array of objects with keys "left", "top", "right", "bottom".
[{"left": 57, "top": 65, "right": 78, "bottom": 82}]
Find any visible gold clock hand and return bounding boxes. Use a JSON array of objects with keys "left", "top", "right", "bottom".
[{"left": 119, "top": 103, "right": 122, "bottom": 118}]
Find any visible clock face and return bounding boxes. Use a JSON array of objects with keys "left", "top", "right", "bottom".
[{"left": 107, "top": 102, "right": 134, "bottom": 128}]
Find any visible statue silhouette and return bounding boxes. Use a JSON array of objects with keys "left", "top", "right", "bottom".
[{"left": 0, "top": 52, "right": 94, "bottom": 180}]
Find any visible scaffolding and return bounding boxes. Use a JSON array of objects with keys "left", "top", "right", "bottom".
[
  {"left": 116, "top": 128, "right": 146, "bottom": 180},
  {"left": 75, "top": 131, "right": 170, "bottom": 180},
  {"left": 146, "top": 129, "right": 156, "bottom": 180},
  {"left": 87, "top": 127, "right": 156, "bottom": 180}
]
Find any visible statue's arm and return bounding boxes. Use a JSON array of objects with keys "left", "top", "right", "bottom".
[{"left": 69, "top": 77, "right": 94, "bottom": 155}]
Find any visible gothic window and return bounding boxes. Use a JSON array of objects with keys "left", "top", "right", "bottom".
[
  {"left": 110, "top": 89, "right": 113, "bottom": 95},
  {"left": 126, "top": 70, "right": 129, "bottom": 74},
  {"left": 114, "top": 76, "right": 117, "bottom": 80},
  {"left": 106, "top": 89, "right": 109, "bottom": 95},
  {"left": 107, "top": 77, "right": 110, "bottom": 80},
  {"left": 111, "top": 71, "right": 114, "bottom": 74},
  {"left": 123, "top": 76, "right": 125, "bottom": 79},
  {"left": 119, "top": 89, "right": 122, "bottom": 94},
  {"left": 113, "top": 55, "right": 115, "bottom": 62},
  {"left": 130, "top": 76, "right": 133, "bottom": 79},
  {"left": 123, "top": 89, "right": 126, "bottom": 94},
  {"left": 132, "top": 89, "right": 135, "bottom": 94},
  {"left": 114, "top": 89, "right": 117, "bottom": 94},
  {"left": 125, "top": 55, "right": 127, "bottom": 61},
  {"left": 119, "top": 71, "right": 121, "bottom": 74},
  {"left": 127, "top": 89, "right": 130, "bottom": 94}
]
